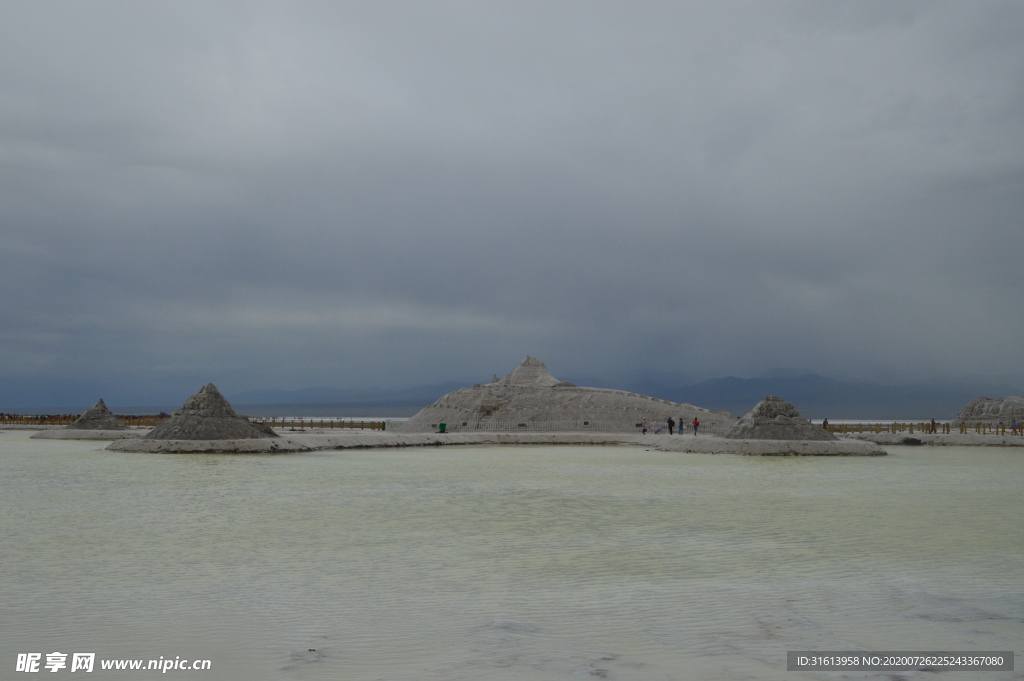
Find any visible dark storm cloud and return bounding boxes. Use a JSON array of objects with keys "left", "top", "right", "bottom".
[{"left": 2, "top": 1, "right": 1023, "bottom": 406}]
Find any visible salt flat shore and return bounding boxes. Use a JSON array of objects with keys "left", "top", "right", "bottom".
[
  {"left": 839, "top": 431, "right": 1024, "bottom": 447},
  {"left": 103, "top": 429, "right": 885, "bottom": 455},
  {"left": 30, "top": 428, "right": 149, "bottom": 440},
  {"left": 11, "top": 425, "right": 1021, "bottom": 452}
]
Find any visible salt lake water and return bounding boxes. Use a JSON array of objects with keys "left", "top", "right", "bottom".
[{"left": 1, "top": 430, "right": 1021, "bottom": 680}]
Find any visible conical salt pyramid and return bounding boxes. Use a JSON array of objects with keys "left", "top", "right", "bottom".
[
  {"left": 723, "top": 396, "right": 836, "bottom": 441},
  {"left": 145, "top": 383, "right": 278, "bottom": 440},
  {"left": 498, "top": 356, "right": 563, "bottom": 387},
  {"left": 66, "top": 398, "right": 126, "bottom": 430}
]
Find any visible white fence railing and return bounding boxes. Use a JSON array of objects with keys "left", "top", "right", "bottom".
[{"left": 831, "top": 422, "right": 1022, "bottom": 436}]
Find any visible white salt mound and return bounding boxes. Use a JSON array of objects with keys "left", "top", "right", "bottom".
[
  {"left": 723, "top": 395, "right": 836, "bottom": 441},
  {"left": 65, "top": 398, "right": 126, "bottom": 430},
  {"left": 953, "top": 396, "right": 1024, "bottom": 425},
  {"left": 398, "top": 356, "right": 732, "bottom": 432},
  {"left": 144, "top": 383, "right": 278, "bottom": 440}
]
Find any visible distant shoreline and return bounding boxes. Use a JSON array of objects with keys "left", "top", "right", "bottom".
[
  {"left": 12, "top": 425, "right": 1023, "bottom": 450},
  {"left": 0, "top": 404, "right": 422, "bottom": 418},
  {"left": 100, "top": 430, "right": 886, "bottom": 456}
]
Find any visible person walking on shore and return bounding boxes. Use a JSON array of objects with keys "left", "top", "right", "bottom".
[
  {"left": 667, "top": 417, "right": 675, "bottom": 435},
  {"left": 642, "top": 417, "right": 648, "bottom": 435},
  {"left": 691, "top": 417, "right": 699, "bottom": 435}
]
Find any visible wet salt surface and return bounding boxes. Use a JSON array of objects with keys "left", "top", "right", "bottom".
[{"left": 1, "top": 430, "right": 1021, "bottom": 680}]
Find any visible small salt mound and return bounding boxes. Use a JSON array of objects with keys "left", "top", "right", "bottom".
[
  {"left": 145, "top": 383, "right": 278, "bottom": 440},
  {"left": 66, "top": 398, "right": 126, "bottom": 430},
  {"left": 723, "top": 395, "right": 836, "bottom": 441},
  {"left": 496, "top": 356, "right": 564, "bottom": 387}
]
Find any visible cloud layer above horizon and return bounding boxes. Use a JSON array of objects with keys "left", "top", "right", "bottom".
[{"left": 3, "top": 1, "right": 1023, "bottom": 405}]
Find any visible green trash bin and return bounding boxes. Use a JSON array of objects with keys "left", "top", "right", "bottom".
[{"left": 438, "top": 423, "right": 447, "bottom": 433}]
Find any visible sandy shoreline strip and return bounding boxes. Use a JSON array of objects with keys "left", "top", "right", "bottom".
[
  {"left": 839, "top": 431, "right": 1024, "bottom": 447},
  {"left": 9, "top": 426, "right": 1021, "bottom": 452},
  {"left": 30, "top": 428, "right": 149, "bottom": 440},
  {"left": 101, "top": 430, "right": 886, "bottom": 455}
]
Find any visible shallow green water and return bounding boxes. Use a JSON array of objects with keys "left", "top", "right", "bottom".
[{"left": 1, "top": 431, "right": 1021, "bottom": 680}]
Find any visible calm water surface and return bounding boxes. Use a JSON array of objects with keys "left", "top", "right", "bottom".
[{"left": 2, "top": 430, "right": 1021, "bottom": 680}]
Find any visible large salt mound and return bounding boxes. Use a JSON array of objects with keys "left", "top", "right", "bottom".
[
  {"left": 723, "top": 395, "right": 836, "bottom": 441},
  {"left": 66, "top": 398, "right": 125, "bottom": 430},
  {"left": 144, "top": 383, "right": 278, "bottom": 440},
  {"left": 398, "top": 356, "right": 732, "bottom": 432},
  {"left": 953, "top": 396, "right": 1024, "bottom": 425}
]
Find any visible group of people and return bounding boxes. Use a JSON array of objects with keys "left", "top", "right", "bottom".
[{"left": 641, "top": 417, "right": 700, "bottom": 435}]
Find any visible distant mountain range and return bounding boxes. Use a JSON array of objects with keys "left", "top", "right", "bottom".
[
  {"left": 626, "top": 374, "right": 1022, "bottom": 420},
  {"left": 228, "top": 382, "right": 468, "bottom": 408},
  {"left": 228, "top": 373, "right": 1024, "bottom": 421},
  {"left": 4, "top": 372, "right": 1020, "bottom": 420},
  {"left": 225, "top": 382, "right": 470, "bottom": 417}
]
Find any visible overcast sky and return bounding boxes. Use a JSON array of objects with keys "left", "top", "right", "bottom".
[{"left": 2, "top": 1, "right": 1023, "bottom": 406}]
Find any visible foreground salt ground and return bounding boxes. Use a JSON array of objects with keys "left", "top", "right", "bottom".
[
  {"left": 104, "top": 429, "right": 886, "bottom": 455},
  {"left": 5, "top": 433, "right": 1020, "bottom": 681}
]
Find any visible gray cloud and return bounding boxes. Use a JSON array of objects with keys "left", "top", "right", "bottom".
[{"left": 2, "top": 1, "right": 1023, "bottom": 406}]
